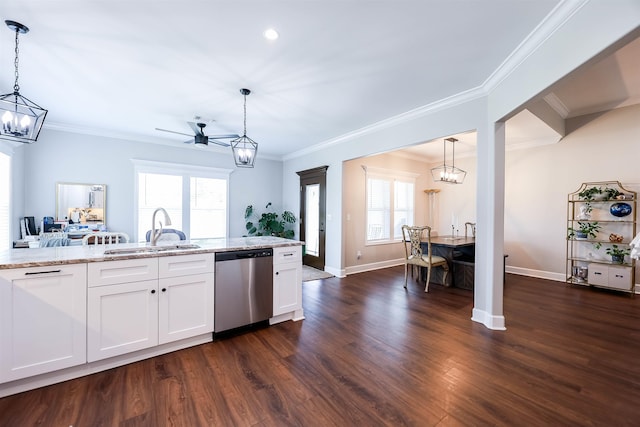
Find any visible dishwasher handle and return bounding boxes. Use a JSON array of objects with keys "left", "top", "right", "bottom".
[{"left": 215, "top": 248, "right": 273, "bottom": 262}]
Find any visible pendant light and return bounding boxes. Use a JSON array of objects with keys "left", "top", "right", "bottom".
[
  {"left": 0, "top": 20, "right": 47, "bottom": 144},
  {"left": 231, "top": 88, "right": 258, "bottom": 168},
  {"left": 430, "top": 137, "right": 466, "bottom": 184}
]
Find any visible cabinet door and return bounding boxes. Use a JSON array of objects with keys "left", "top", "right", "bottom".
[
  {"left": 273, "top": 262, "right": 302, "bottom": 316},
  {"left": 158, "top": 273, "right": 214, "bottom": 344},
  {"left": 87, "top": 280, "right": 158, "bottom": 362},
  {"left": 0, "top": 264, "right": 87, "bottom": 383}
]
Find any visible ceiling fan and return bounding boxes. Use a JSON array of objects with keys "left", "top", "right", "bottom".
[{"left": 155, "top": 122, "right": 239, "bottom": 147}]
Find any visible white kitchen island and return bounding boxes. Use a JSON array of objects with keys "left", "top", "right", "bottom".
[{"left": 0, "top": 236, "right": 303, "bottom": 397}]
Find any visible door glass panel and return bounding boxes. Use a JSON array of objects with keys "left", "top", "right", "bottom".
[{"left": 305, "top": 183, "right": 320, "bottom": 256}]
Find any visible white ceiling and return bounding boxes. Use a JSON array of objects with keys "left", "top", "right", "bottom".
[
  {"left": 397, "top": 34, "right": 640, "bottom": 162},
  {"left": 2, "top": 0, "right": 565, "bottom": 158},
  {"left": 3, "top": 2, "right": 637, "bottom": 161}
]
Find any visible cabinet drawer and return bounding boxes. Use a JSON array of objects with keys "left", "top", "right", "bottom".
[
  {"left": 608, "top": 266, "right": 632, "bottom": 290},
  {"left": 88, "top": 258, "right": 158, "bottom": 287},
  {"left": 588, "top": 263, "right": 608, "bottom": 286},
  {"left": 274, "top": 246, "right": 302, "bottom": 264},
  {"left": 159, "top": 254, "right": 214, "bottom": 278}
]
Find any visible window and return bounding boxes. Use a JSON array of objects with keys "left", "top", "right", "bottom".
[
  {"left": 133, "top": 160, "right": 232, "bottom": 242},
  {"left": 0, "top": 152, "right": 9, "bottom": 249},
  {"left": 363, "top": 166, "right": 417, "bottom": 244}
]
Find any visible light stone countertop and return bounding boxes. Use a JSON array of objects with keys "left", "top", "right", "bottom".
[{"left": 0, "top": 236, "right": 303, "bottom": 270}]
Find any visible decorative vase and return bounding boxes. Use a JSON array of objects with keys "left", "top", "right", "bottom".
[
  {"left": 610, "top": 202, "right": 632, "bottom": 217},
  {"left": 611, "top": 254, "right": 625, "bottom": 264}
]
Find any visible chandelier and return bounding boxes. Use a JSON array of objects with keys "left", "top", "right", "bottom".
[
  {"left": 430, "top": 137, "right": 466, "bottom": 184},
  {"left": 230, "top": 88, "right": 258, "bottom": 168},
  {"left": 0, "top": 20, "right": 47, "bottom": 144}
]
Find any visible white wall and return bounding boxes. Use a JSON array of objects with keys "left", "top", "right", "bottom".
[
  {"left": 505, "top": 104, "right": 640, "bottom": 281},
  {"left": 15, "top": 129, "right": 283, "bottom": 239},
  {"left": 282, "top": 98, "right": 485, "bottom": 276}
]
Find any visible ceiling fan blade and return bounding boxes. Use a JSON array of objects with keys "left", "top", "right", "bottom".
[
  {"left": 209, "top": 134, "right": 239, "bottom": 139},
  {"left": 187, "top": 122, "right": 203, "bottom": 135},
  {"left": 209, "top": 139, "right": 231, "bottom": 147},
  {"left": 183, "top": 139, "right": 194, "bottom": 144},
  {"left": 156, "top": 128, "right": 193, "bottom": 138}
]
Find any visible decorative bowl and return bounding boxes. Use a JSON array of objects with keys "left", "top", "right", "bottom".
[{"left": 610, "top": 202, "right": 632, "bottom": 217}]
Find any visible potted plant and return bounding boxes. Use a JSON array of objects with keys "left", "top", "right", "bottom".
[
  {"left": 578, "top": 186, "right": 602, "bottom": 201},
  {"left": 605, "top": 244, "right": 630, "bottom": 264},
  {"left": 244, "top": 202, "right": 297, "bottom": 239},
  {"left": 568, "top": 221, "right": 601, "bottom": 240},
  {"left": 602, "top": 187, "right": 621, "bottom": 201}
]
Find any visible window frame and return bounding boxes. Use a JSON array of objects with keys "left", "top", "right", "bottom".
[
  {"left": 362, "top": 166, "right": 418, "bottom": 246},
  {"left": 132, "top": 159, "right": 233, "bottom": 242},
  {"left": 0, "top": 146, "right": 11, "bottom": 249}
]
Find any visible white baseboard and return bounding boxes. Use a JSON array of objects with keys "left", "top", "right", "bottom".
[
  {"left": 471, "top": 308, "right": 506, "bottom": 330},
  {"left": 505, "top": 265, "right": 565, "bottom": 282},
  {"left": 344, "top": 258, "right": 404, "bottom": 276}
]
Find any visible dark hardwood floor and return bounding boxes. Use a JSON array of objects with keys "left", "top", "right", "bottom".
[{"left": 1, "top": 266, "right": 639, "bottom": 426}]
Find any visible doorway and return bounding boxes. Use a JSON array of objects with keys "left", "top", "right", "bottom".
[{"left": 297, "top": 166, "right": 328, "bottom": 270}]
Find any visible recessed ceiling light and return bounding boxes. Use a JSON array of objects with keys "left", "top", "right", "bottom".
[{"left": 264, "top": 28, "right": 279, "bottom": 41}]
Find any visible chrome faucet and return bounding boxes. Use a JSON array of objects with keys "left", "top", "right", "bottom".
[{"left": 150, "top": 207, "right": 172, "bottom": 246}]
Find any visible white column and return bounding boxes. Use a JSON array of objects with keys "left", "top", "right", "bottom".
[{"left": 472, "top": 120, "right": 506, "bottom": 330}]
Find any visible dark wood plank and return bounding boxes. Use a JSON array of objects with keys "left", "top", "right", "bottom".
[{"left": 1, "top": 267, "right": 640, "bottom": 426}]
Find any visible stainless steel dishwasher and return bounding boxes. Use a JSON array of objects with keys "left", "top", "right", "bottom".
[{"left": 214, "top": 248, "right": 273, "bottom": 333}]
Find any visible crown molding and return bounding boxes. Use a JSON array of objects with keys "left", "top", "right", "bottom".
[
  {"left": 285, "top": 0, "right": 588, "bottom": 162},
  {"left": 482, "top": 0, "right": 590, "bottom": 92}
]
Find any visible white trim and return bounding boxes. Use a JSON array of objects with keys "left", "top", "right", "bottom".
[
  {"left": 471, "top": 308, "right": 506, "bottom": 331},
  {"left": 505, "top": 265, "right": 566, "bottom": 282},
  {"left": 543, "top": 93, "right": 571, "bottom": 119},
  {"left": 482, "top": 0, "right": 590, "bottom": 91},
  {"left": 361, "top": 165, "right": 420, "bottom": 180},
  {"left": 131, "top": 159, "right": 232, "bottom": 241},
  {"left": 131, "top": 159, "right": 233, "bottom": 178},
  {"left": 344, "top": 259, "right": 404, "bottom": 276}
]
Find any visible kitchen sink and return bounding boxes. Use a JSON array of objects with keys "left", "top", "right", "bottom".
[{"left": 103, "top": 244, "right": 200, "bottom": 255}]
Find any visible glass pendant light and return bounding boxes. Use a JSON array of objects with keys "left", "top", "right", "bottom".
[
  {"left": 430, "top": 137, "right": 467, "bottom": 184},
  {"left": 231, "top": 88, "right": 258, "bottom": 168},
  {"left": 0, "top": 20, "right": 47, "bottom": 144}
]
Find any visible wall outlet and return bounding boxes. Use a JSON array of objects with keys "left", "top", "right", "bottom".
[{"left": 356, "top": 250, "right": 362, "bottom": 259}]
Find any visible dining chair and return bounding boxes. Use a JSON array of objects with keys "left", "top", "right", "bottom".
[
  {"left": 401, "top": 225, "right": 449, "bottom": 292},
  {"left": 145, "top": 228, "right": 186, "bottom": 242},
  {"left": 82, "top": 232, "right": 130, "bottom": 245},
  {"left": 464, "top": 222, "right": 476, "bottom": 238}
]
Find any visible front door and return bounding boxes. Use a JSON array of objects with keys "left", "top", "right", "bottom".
[{"left": 297, "top": 166, "right": 328, "bottom": 270}]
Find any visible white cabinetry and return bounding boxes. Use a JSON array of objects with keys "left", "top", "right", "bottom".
[
  {"left": 272, "top": 246, "right": 304, "bottom": 323},
  {"left": 158, "top": 254, "right": 214, "bottom": 344},
  {"left": 0, "top": 264, "right": 87, "bottom": 382},
  {"left": 87, "top": 254, "right": 214, "bottom": 362},
  {"left": 87, "top": 258, "right": 159, "bottom": 362}
]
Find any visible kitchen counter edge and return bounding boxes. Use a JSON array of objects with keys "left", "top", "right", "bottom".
[{"left": 0, "top": 237, "right": 304, "bottom": 270}]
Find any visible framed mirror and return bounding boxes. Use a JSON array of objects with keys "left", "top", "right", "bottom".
[{"left": 56, "top": 182, "right": 106, "bottom": 224}]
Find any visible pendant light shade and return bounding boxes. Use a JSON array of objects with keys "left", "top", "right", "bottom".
[
  {"left": 231, "top": 88, "right": 258, "bottom": 168},
  {"left": 0, "top": 20, "right": 47, "bottom": 144},
  {"left": 431, "top": 137, "right": 466, "bottom": 184}
]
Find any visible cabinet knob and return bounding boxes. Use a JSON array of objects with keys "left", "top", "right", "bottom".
[
  {"left": 151, "top": 289, "right": 156, "bottom": 294},
  {"left": 276, "top": 271, "right": 279, "bottom": 275},
  {"left": 162, "top": 288, "right": 167, "bottom": 292}
]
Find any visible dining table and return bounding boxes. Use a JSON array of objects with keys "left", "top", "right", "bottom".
[{"left": 420, "top": 235, "right": 475, "bottom": 288}]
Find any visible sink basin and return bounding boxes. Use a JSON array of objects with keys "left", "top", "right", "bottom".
[{"left": 103, "top": 244, "right": 200, "bottom": 255}]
